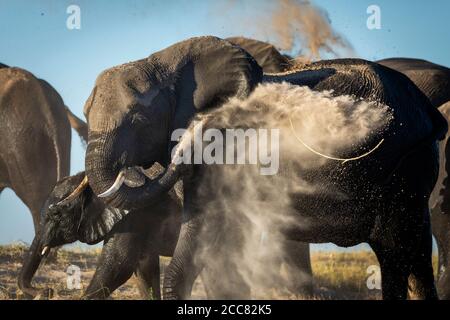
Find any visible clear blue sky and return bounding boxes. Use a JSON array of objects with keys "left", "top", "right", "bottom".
[{"left": 1, "top": 0, "right": 449, "bottom": 248}]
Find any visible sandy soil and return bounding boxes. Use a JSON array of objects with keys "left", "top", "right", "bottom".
[{"left": 1, "top": 244, "right": 436, "bottom": 300}]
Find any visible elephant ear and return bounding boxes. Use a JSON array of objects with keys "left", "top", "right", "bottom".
[
  {"left": 77, "top": 186, "right": 130, "bottom": 244},
  {"left": 76, "top": 164, "right": 169, "bottom": 244},
  {"left": 149, "top": 36, "right": 263, "bottom": 128},
  {"left": 226, "top": 36, "right": 292, "bottom": 73}
]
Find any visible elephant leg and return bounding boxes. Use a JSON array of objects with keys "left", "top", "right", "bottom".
[
  {"left": 199, "top": 260, "right": 251, "bottom": 300},
  {"left": 431, "top": 205, "right": 450, "bottom": 299},
  {"left": 436, "top": 266, "right": 450, "bottom": 299},
  {"left": 31, "top": 212, "right": 40, "bottom": 235},
  {"left": 371, "top": 201, "right": 437, "bottom": 300},
  {"left": 401, "top": 145, "right": 438, "bottom": 299},
  {"left": 163, "top": 216, "right": 204, "bottom": 300},
  {"left": 199, "top": 270, "right": 215, "bottom": 299},
  {"left": 371, "top": 144, "right": 438, "bottom": 299},
  {"left": 407, "top": 208, "right": 438, "bottom": 299},
  {"left": 136, "top": 251, "right": 161, "bottom": 300},
  {"left": 282, "top": 240, "right": 313, "bottom": 297},
  {"left": 83, "top": 233, "right": 141, "bottom": 299},
  {"left": 370, "top": 243, "right": 409, "bottom": 300}
]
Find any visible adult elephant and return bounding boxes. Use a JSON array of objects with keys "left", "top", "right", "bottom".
[
  {"left": 82, "top": 36, "right": 446, "bottom": 299},
  {"left": 19, "top": 167, "right": 182, "bottom": 300},
  {"left": 0, "top": 65, "right": 87, "bottom": 233},
  {"left": 377, "top": 58, "right": 450, "bottom": 108}
]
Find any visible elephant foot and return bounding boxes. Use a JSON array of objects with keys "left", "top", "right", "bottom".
[{"left": 21, "top": 287, "right": 54, "bottom": 300}]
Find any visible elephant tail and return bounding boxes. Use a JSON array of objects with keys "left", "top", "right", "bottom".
[{"left": 65, "top": 106, "right": 88, "bottom": 145}]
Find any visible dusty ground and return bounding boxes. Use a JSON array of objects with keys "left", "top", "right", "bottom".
[{"left": 0, "top": 244, "right": 438, "bottom": 300}]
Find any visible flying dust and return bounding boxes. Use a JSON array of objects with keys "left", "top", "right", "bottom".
[
  {"left": 174, "top": 83, "right": 392, "bottom": 298},
  {"left": 216, "top": 0, "right": 354, "bottom": 62}
]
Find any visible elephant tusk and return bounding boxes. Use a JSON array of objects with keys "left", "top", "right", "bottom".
[
  {"left": 98, "top": 171, "right": 125, "bottom": 198},
  {"left": 56, "top": 175, "right": 89, "bottom": 206},
  {"left": 289, "top": 117, "right": 384, "bottom": 164},
  {"left": 41, "top": 246, "right": 49, "bottom": 256}
]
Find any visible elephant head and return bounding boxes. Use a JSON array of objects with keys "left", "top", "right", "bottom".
[
  {"left": 84, "top": 36, "right": 262, "bottom": 210},
  {"left": 18, "top": 172, "right": 128, "bottom": 298}
]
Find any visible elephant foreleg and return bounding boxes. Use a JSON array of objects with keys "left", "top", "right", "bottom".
[
  {"left": 83, "top": 233, "right": 141, "bottom": 299},
  {"left": 136, "top": 251, "right": 161, "bottom": 300},
  {"left": 370, "top": 242, "right": 409, "bottom": 300},
  {"left": 431, "top": 204, "right": 450, "bottom": 299},
  {"left": 371, "top": 201, "right": 437, "bottom": 299},
  {"left": 407, "top": 209, "right": 438, "bottom": 299},
  {"left": 282, "top": 240, "right": 314, "bottom": 297},
  {"left": 163, "top": 216, "right": 204, "bottom": 300}
]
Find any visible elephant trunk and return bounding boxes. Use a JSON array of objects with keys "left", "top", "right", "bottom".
[
  {"left": 85, "top": 130, "right": 188, "bottom": 210},
  {"left": 18, "top": 234, "right": 48, "bottom": 298}
]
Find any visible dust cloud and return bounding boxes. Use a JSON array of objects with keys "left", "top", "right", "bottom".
[
  {"left": 175, "top": 83, "right": 392, "bottom": 298},
  {"left": 216, "top": 0, "right": 353, "bottom": 62}
]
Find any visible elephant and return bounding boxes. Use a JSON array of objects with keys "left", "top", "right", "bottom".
[
  {"left": 377, "top": 58, "right": 450, "bottom": 108},
  {"left": 19, "top": 167, "right": 182, "bottom": 300},
  {"left": 0, "top": 65, "right": 87, "bottom": 234},
  {"left": 80, "top": 36, "right": 447, "bottom": 299},
  {"left": 429, "top": 102, "right": 450, "bottom": 299}
]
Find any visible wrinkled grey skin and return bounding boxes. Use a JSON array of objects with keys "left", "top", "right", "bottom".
[
  {"left": 226, "top": 37, "right": 292, "bottom": 73},
  {"left": 19, "top": 168, "right": 182, "bottom": 300},
  {"left": 377, "top": 58, "right": 450, "bottom": 108},
  {"left": 0, "top": 65, "right": 87, "bottom": 233},
  {"left": 82, "top": 36, "right": 446, "bottom": 299},
  {"left": 430, "top": 102, "right": 450, "bottom": 299}
]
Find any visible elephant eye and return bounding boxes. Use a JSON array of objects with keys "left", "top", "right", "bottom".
[{"left": 131, "top": 112, "right": 148, "bottom": 125}]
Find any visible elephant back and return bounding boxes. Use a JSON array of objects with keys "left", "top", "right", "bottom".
[
  {"left": 0, "top": 67, "right": 71, "bottom": 182},
  {"left": 377, "top": 58, "right": 450, "bottom": 108},
  {"left": 264, "top": 58, "right": 447, "bottom": 189}
]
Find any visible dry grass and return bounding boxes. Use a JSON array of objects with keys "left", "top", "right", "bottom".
[{"left": 0, "top": 245, "right": 438, "bottom": 300}]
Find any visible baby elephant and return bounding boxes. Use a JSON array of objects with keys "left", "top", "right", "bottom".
[{"left": 19, "top": 166, "right": 182, "bottom": 300}]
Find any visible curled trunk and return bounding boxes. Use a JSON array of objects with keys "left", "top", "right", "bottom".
[{"left": 85, "top": 132, "right": 186, "bottom": 210}]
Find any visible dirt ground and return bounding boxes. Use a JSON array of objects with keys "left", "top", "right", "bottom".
[{"left": 0, "top": 244, "right": 438, "bottom": 300}]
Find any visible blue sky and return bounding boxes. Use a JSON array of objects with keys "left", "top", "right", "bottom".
[{"left": 0, "top": 0, "right": 449, "bottom": 249}]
